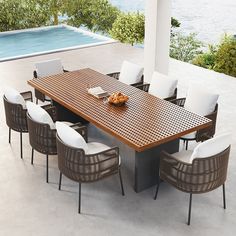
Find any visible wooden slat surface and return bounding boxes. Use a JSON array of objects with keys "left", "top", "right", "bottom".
[{"left": 28, "top": 68, "right": 211, "bottom": 152}]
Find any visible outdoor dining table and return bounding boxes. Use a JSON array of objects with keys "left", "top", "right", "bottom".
[{"left": 28, "top": 68, "right": 211, "bottom": 193}]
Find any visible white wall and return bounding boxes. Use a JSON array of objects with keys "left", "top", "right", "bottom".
[{"left": 144, "top": 0, "right": 172, "bottom": 82}]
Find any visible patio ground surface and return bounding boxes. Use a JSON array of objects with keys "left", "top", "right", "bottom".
[{"left": 0, "top": 42, "right": 236, "bottom": 236}]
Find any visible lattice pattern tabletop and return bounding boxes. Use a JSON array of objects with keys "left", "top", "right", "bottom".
[{"left": 28, "top": 68, "right": 211, "bottom": 152}]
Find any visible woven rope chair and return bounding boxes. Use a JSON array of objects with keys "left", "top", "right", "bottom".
[
  {"left": 27, "top": 105, "right": 85, "bottom": 183},
  {"left": 33, "top": 69, "right": 68, "bottom": 104},
  {"left": 107, "top": 72, "right": 144, "bottom": 87},
  {"left": 3, "top": 91, "right": 32, "bottom": 159},
  {"left": 33, "top": 59, "right": 68, "bottom": 104},
  {"left": 155, "top": 146, "right": 230, "bottom": 225},
  {"left": 136, "top": 83, "right": 177, "bottom": 101},
  {"left": 56, "top": 134, "right": 124, "bottom": 214},
  {"left": 171, "top": 98, "right": 218, "bottom": 149}
]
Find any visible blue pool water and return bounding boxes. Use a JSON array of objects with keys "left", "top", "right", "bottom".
[{"left": 0, "top": 26, "right": 110, "bottom": 61}]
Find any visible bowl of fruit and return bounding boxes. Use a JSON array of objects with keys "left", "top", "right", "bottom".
[{"left": 108, "top": 92, "right": 129, "bottom": 106}]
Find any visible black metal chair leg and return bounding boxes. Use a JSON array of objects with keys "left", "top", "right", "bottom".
[
  {"left": 59, "top": 172, "right": 62, "bottom": 190},
  {"left": 46, "top": 155, "right": 49, "bottom": 183},
  {"left": 154, "top": 169, "right": 160, "bottom": 200},
  {"left": 78, "top": 183, "right": 81, "bottom": 214},
  {"left": 36, "top": 98, "right": 38, "bottom": 104},
  {"left": 223, "top": 184, "right": 226, "bottom": 209},
  {"left": 119, "top": 169, "right": 125, "bottom": 196},
  {"left": 9, "top": 128, "right": 11, "bottom": 144},
  {"left": 186, "top": 140, "right": 189, "bottom": 150},
  {"left": 187, "top": 193, "right": 193, "bottom": 225},
  {"left": 31, "top": 148, "right": 34, "bottom": 165},
  {"left": 20, "top": 132, "right": 23, "bottom": 159}
]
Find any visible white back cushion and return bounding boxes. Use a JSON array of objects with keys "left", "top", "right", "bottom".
[
  {"left": 4, "top": 87, "right": 26, "bottom": 109},
  {"left": 119, "top": 61, "right": 144, "bottom": 85},
  {"left": 149, "top": 72, "right": 178, "bottom": 99},
  {"left": 190, "top": 133, "right": 231, "bottom": 162},
  {"left": 184, "top": 84, "right": 219, "bottom": 116},
  {"left": 35, "top": 59, "right": 63, "bottom": 78},
  {"left": 26, "top": 102, "right": 55, "bottom": 129},
  {"left": 56, "top": 122, "right": 88, "bottom": 153}
]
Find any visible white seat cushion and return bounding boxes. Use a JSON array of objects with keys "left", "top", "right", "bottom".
[
  {"left": 119, "top": 61, "right": 144, "bottom": 85},
  {"left": 61, "top": 121, "right": 74, "bottom": 126},
  {"left": 149, "top": 72, "right": 178, "bottom": 99},
  {"left": 87, "top": 142, "right": 121, "bottom": 165},
  {"left": 26, "top": 102, "right": 55, "bottom": 129},
  {"left": 190, "top": 133, "right": 231, "bottom": 162},
  {"left": 35, "top": 59, "right": 64, "bottom": 78},
  {"left": 181, "top": 131, "right": 197, "bottom": 140},
  {"left": 56, "top": 122, "right": 88, "bottom": 153},
  {"left": 87, "top": 142, "right": 111, "bottom": 155},
  {"left": 172, "top": 150, "right": 193, "bottom": 164},
  {"left": 184, "top": 84, "right": 219, "bottom": 116},
  {"left": 4, "top": 87, "right": 26, "bottom": 109},
  {"left": 44, "top": 95, "right": 52, "bottom": 101}
]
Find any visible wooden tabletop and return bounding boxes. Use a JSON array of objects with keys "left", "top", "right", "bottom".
[{"left": 28, "top": 68, "right": 211, "bottom": 152}]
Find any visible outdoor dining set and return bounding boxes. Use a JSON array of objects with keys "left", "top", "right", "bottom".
[{"left": 3, "top": 58, "right": 231, "bottom": 225}]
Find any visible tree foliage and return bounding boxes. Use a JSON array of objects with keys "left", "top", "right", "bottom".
[
  {"left": 45, "top": 0, "right": 67, "bottom": 25},
  {"left": 0, "top": 0, "right": 119, "bottom": 33},
  {"left": 110, "top": 12, "right": 180, "bottom": 46},
  {"left": 110, "top": 12, "right": 145, "bottom": 46},
  {"left": 65, "top": 0, "right": 120, "bottom": 33},
  {"left": 0, "top": 0, "right": 51, "bottom": 31},
  {"left": 170, "top": 32, "right": 203, "bottom": 62},
  {"left": 171, "top": 17, "right": 181, "bottom": 28}
]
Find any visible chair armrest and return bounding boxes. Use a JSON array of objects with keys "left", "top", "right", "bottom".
[
  {"left": 20, "top": 91, "right": 33, "bottom": 102},
  {"left": 170, "top": 97, "right": 186, "bottom": 107},
  {"left": 160, "top": 151, "right": 192, "bottom": 165},
  {"left": 33, "top": 69, "right": 68, "bottom": 78},
  {"left": 86, "top": 146, "right": 119, "bottom": 156},
  {"left": 70, "top": 123, "right": 88, "bottom": 143},
  {"left": 134, "top": 83, "right": 150, "bottom": 92},
  {"left": 85, "top": 146, "right": 120, "bottom": 172},
  {"left": 130, "top": 75, "right": 144, "bottom": 87},
  {"left": 41, "top": 105, "right": 57, "bottom": 122},
  {"left": 160, "top": 151, "right": 193, "bottom": 191},
  {"left": 107, "top": 72, "right": 120, "bottom": 80},
  {"left": 33, "top": 70, "right": 37, "bottom": 78},
  {"left": 164, "top": 88, "right": 178, "bottom": 101},
  {"left": 196, "top": 104, "right": 218, "bottom": 142}
]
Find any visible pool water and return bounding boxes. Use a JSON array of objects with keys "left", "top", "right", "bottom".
[{"left": 0, "top": 25, "right": 112, "bottom": 61}]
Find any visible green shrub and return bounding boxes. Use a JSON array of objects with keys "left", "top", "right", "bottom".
[
  {"left": 213, "top": 36, "right": 236, "bottom": 77},
  {"left": 192, "top": 45, "right": 217, "bottom": 69},
  {"left": 170, "top": 32, "right": 203, "bottom": 62},
  {"left": 192, "top": 35, "right": 236, "bottom": 77}
]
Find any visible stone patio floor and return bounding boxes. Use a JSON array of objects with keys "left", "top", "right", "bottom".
[{"left": 0, "top": 42, "right": 236, "bottom": 236}]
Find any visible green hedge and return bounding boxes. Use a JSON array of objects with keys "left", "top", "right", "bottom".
[{"left": 193, "top": 35, "right": 236, "bottom": 77}]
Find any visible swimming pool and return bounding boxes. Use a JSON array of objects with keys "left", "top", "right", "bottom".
[{"left": 0, "top": 25, "right": 115, "bottom": 62}]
